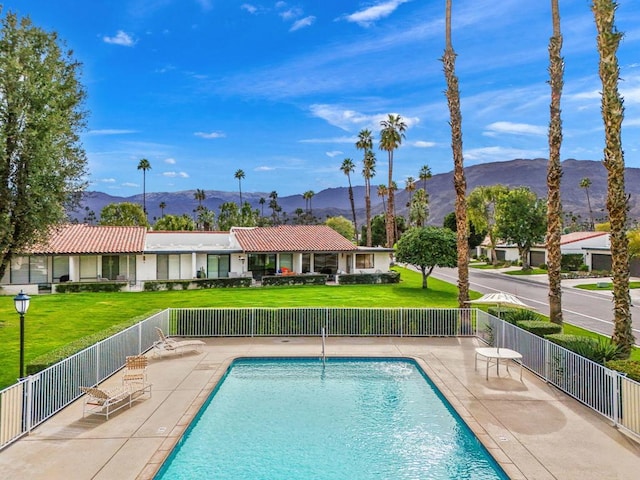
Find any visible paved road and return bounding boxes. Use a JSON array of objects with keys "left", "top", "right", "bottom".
[{"left": 430, "top": 266, "right": 640, "bottom": 343}]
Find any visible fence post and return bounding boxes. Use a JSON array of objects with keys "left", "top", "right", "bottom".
[
  {"left": 96, "top": 343, "right": 101, "bottom": 386},
  {"left": 611, "top": 370, "right": 620, "bottom": 427},
  {"left": 25, "top": 376, "right": 34, "bottom": 433}
]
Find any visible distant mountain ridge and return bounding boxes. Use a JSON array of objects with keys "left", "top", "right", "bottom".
[{"left": 73, "top": 159, "right": 640, "bottom": 227}]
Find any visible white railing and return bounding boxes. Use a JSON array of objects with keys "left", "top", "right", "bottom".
[{"left": 1, "top": 307, "right": 638, "bottom": 451}]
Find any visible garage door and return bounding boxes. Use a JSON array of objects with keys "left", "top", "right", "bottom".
[
  {"left": 631, "top": 258, "right": 640, "bottom": 278},
  {"left": 530, "top": 251, "right": 546, "bottom": 268},
  {"left": 592, "top": 254, "right": 612, "bottom": 272}
]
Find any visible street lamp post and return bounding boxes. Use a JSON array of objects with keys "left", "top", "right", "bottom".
[{"left": 14, "top": 290, "right": 31, "bottom": 379}]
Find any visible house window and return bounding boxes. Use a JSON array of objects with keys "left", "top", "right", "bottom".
[
  {"left": 102, "top": 255, "right": 120, "bottom": 280},
  {"left": 30, "top": 257, "right": 48, "bottom": 284},
  {"left": 313, "top": 253, "right": 338, "bottom": 274},
  {"left": 157, "top": 254, "right": 181, "bottom": 280},
  {"left": 207, "top": 254, "right": 230, "bottom": 278},
  {"left": 355, "top": 254, "right": 374, "bottom": 269},
  {"left": 279, "top": 253, "right": 293, "bottom": 271},
  {"left": 10, "top": 256, "right": 29, "bottom": 284},
  {"left": 248, "top": 253, "right": 276, "bottom": 280},
  {"left": 53, "top": 256, "right": 70, "bottom": 283},
  {"left": 80, "top": 256, "right": 98, "bottom": 281},
  {"left": 302, "top": 253, "right": 311, "bottom": 273}
]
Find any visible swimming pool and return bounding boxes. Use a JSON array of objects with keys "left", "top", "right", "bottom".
[{"left": 155, "top": 358, "right": 509, "bottom": 479}]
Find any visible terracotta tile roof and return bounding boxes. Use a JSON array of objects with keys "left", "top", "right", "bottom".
[
  {"left": 233, "top": 225, "right": 357, "bottom": 252},
  {"left": 560, "top": 231, "right": 608, "bottom": 245},
  {"left": 27, "top": 224, "right": 147, "bottom": 254}
]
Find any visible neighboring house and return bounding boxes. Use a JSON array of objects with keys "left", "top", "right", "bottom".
[
  {"left": 1, "top": 224, "right": 393, "bottom": 294},
  {"left": 476, "top": 231, "right": 610, "bottom": 267}
]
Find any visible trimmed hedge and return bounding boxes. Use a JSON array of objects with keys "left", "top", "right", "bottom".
[
  {"left": 606, "top": 359, "right": 640, "bottom": 382},
  {"left": 143, "top": 277, "right": 251, "bottom": 291},
  {"left": 516, "top": 320, "right": 562, "bottom": 337},
  {"left": 55, "top": 281, "right": 127, "bottom": 293},
  {"left": 337, "top": 271, "right": 400, "bottom": 285},
  {"left": 261, "top": 274, "right": 327, "bottom": 287},
  {"left": 546, "top": 334, "right": 624, "bottom": 364}
]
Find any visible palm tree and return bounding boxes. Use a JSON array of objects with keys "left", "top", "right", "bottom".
[
  {"left": 409, "top": 188, "right": 428, "bottom": 227},
  {"left": 593, "top": 0, "right": 634, "bottom": 356},
  {"left": 137, "top": 158, "right": 151, "bottom": 217},
  {"left": 362, "top": 150, "right": 376, "bottom": 246},
  {"left": 194, "top": 188, "right": 206, "bottom": 208},
  {"left": 405, "top": 176, "right": 416, "bottom": 223},
  {"left": 443, "top": 0, "right": 469, "bottom": 308},
  {"left": 379, "top": 114, "right": 407, "bottom": 248},
  {"left": 303, "top": 190, "right": 315, "bottom": 216},
  {"left": 159, "top": 201, "right": 166, "bottom": 218},
  {"left": 269, "top": 190, "right": 279, "bottom": 224},
  {"left": 356, "top": 129, "right": 374, "bottom": 246},
  {"left": 580, "top": 177, "right": 595, "bottom": 230},
  {"left": 340, "top": 158, "right": 357, "bottom": 240},
  {"left": 259, "top": 197, "right": 266, "bottom": 217},
  {"left": 547, "top": 0, "right": 565, "bottom": 326},
  {"left": 234, "top": 169, "right": 245, "bottom": 205},
  {"left": 419, "top": 164, "right": 432, "bottom": 192},
  {"left": 377, "top": 184, "right": 388, "bottom": 215}
]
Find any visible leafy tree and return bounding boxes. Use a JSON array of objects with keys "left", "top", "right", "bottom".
[
  {"left": 547, "top": 0, "right": 565, "bottom": 325},
  {"left": 467, "top": 185, "right": 508, "bottom": 265},
  {"left": 99, "top": 202, "right": 148, "bottom": 227},
  {"left": 325, "top": 216, "right": 355, "bottom": 241},
  {"left": 396, "top": 227, "right": 457, "bottom": 288},
  {"left": 379, "top": 114, "right": 407, "bottom": 248},
  {"left": 409, "top": 188, "right": 428, "bottom": 227},
  {"left": 0, "top": 12, "right": 88, "bottom": 280},
  {"left": 234, "top": 169, "right": 245, "bottom": 205},
  {"left": 154, "top": 214, "right": 195, "bottom": 231},
  {"left": 340, "top": 158, "right": 357, "bottom": 241},
  {"left": 137, "top": 158, "right": 151, "bottom": 216},
  {"left": 495, "top": 187, "right": 547, "bottom": 270},
  {"left": 443, "top": 212, "right": 486, "bottom": 250},
  {"left": 628, "top": 229, "right": 640, "bottom": 260},
  {"left": 218, "top": 202, "right": 241, "bottom": 231},
  {"left": 443, "top": 0, "right": 469, "bottom": 307},
  {"left": 593, "top": 0, "right": 634, "bottom": 356},
  {"left": 364, "top": 213, "right": 406, "bottom": 248}
]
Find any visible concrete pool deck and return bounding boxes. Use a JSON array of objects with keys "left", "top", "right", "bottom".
[{"left": 1, "top": 337, "right": 639, "bottom": 479}]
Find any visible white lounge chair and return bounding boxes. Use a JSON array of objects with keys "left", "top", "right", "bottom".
[
  {"left": 122, "top": 355, "right": 152, "bottom": 397},
  {"left": 80, "top": 386, "right": 133, "bottom": 419},
  {"left": 153, "top": 327, "right": 205, "bottom": 356}
]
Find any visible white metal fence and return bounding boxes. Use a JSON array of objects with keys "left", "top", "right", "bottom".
[{"left": 1, "top": 307, "right": 638, "bottom": 451}]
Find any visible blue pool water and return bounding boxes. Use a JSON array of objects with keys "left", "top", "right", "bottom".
[{"left": 155, "top": 358, "right": 509, "bottom": 480}]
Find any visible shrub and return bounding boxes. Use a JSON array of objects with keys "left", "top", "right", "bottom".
[
  {"left": 490, "top": 308, "right": 540, "bottom": 325},
  {"left": 261, "top": 274, "right": 327, "bottom": 287},
  {"left": 546, "top": 334, "right": 625, "bottom": 365},
  {"left": 55, "top": 281, "right": 126, "bottom": 293},
  {"left": 578, "top": 264, "right": 589, "bottom": 272},
  {"left": 538, "top": 263, "right": 548, "bottom": 270},
  {"left": 561, "top": 253, "right": 584, "bottom": 271},
  {"left": 337, "top": 272, "right": 400, "bottom": 285},
  {"left": 516, "top": 320, "right": 562, "bottom": 337},
  {"left": 606, "top": 359, "right": 640, "bottom": 382}
]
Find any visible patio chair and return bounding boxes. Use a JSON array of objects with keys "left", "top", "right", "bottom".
[
  {"left": 79, "top": 386, "right": 133, "bottom": 419},
  {"left": 122, "top": 355, "right": 152, "bottom": 397},
  {"left": 153, "top": 327, "right": 205, "bottom": 356}
]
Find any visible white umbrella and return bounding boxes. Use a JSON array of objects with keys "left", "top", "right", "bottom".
[
  {"left": 466, "top": 292, "right": 533, "bottom": 309},
  {"left": 466, "top": 292, "right": 533, "bottom": 352}
]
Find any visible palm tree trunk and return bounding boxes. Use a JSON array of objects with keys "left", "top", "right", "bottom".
[
  {"left": 348, "top": 177, "right": 357, "bottom": 242},
  {"left": 443, "top": 0, "right": 469, "bottom": 308},
  {"left": 593, "top": 0, "right": 634, "bottom": 356},
  {"left": 386, "top": 153, "right": 395, "bottom": 248},
  {"left": 365, "top": 184, "right": 372, "bottom": 247},
  {"left": 547, "top": 0, "right": 564, "bottom": 325}
]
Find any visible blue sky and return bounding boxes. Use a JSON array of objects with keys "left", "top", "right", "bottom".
[{"left": 5, "top": 0, "right": 640, "bottom": 196}]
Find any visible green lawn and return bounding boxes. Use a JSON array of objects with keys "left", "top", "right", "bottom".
[
  {"left": 1, "top": 266, "right": 635, "bottom": 389},
  {"left": 0, "top": 267, "right": 462, "bottom": 388},
  {"left": 505, "top": 268, "right": 548, "bottom": 276},
  {"left": 574, "top": 281, "right": 640, "bottom": 291}
]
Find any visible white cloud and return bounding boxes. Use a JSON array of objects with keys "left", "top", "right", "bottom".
[
  {"left": 163, "top": 171, "right": 189, "bottom": 178},
  {"left": 241, "top": 3, "right": 257, "bottom": 14},
  {"left": 290, "top": 16, "right": 316, "bottom": 31},
  {"left": 483, "top": 121, "right": 547, "bottom": 137},
  {"left": 325, "top": 150, "right": 343, "bottom": 157},
  {"left": 464, "top": 146, "right": 546, "bottom": 163},
  {"left": 412, "top": 140, "right": 436, "bottom": 148},
  {"left": 103, "top": 31, "right": 135, "bottom": 47},
  {"left": 299, "top": 136, "right": 357, "bottom": 144},
  {"left": 255, "top": 166, "right": 275, "bottom": 171},
  {"left": 100, "top": 178, "right": 116, "bottom": 183},
  {"left": 87, "top": 129, "right": 137, "bottom": 135},
  {"left": 194, "top": 131, "right": 226, "bottom": 139},
  {"left": 341, "top": 0, "right": 410, "bottom": 27},
  {"left": 164, "top": 158, "right": 176, "bottom": 164},
  {"left": 122, "top": 182, "right": 138, "bottom": 187},
  {"left": 280, "top": 7, "right": 303, "bottom": 21}
]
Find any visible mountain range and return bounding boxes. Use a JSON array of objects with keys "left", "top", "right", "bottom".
[{"left": 73, "top": 159, "right": 640, "bottom": 228}]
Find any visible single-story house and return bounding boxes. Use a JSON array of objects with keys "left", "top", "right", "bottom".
[
  {"left": 476, "top": 231, "right": 610, "bottom": 267},
  {"left": 583, "top": 246, "right": 640, "bottom": 277},
  {"left": 0, "top": 224, "right": 394, "bottom": 294}
]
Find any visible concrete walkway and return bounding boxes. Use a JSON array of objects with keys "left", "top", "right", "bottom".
[{"left": 0, "top": 337, "right": 638, "bottom": 479}]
